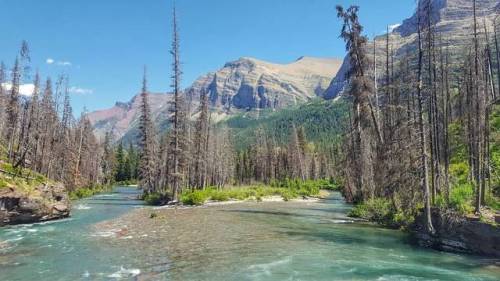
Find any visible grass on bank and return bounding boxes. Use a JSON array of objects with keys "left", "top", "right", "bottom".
[
  {"left": 68, "top": 184, "right": 114, "bottom": 200},
  {"left": 69, "top": 180, "right": 139, "bottom": 200},
  {"left": 0, "top": 161, "right": 53, "bottom": 196},
  {"left": 143, "top": 178, "right": 340, "bottom": 206}
]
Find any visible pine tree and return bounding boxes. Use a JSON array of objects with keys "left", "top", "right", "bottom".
[
  {"left": 288, "top": 125, "right": 306, "bottom": 180},
  {"left": 416, "top": 0, "right": 434, "bottom": 233},
  {"left": 0, "top": 62, "right": 7, "bottom": 145},
  {"left": 336, "top": 5, "right": 381, "bottom": 201},
  {"left": 124, "top": 143, "right": 138, "bottom": 181},
  {"left": 6, "top": 57, "right": 21, "bottom": 161},
  {"left": 193, "top": 89, "right": 210, "bottom": 189},
  {"left": 168, "top": 6, "right": 188, "bottom": 201},
  {"left": 115, "top": 142, "right": 126, "bottom": 182},
  {"left": 101, "top": 132, "right": 115, "bottom": 185},
  {"left": 13, "top": 71, "right": 40, "bottom": 169},
  {"left": 138, "top": 67, "right": 157, "bottom": 194}
]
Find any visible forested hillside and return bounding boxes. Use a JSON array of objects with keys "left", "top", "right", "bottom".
[{"left": 224, "top": 99, "right": 349, "bottom": 151}]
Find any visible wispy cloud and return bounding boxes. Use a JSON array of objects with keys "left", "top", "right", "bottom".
[
  {"left": 388, "top": 23, "right": 401, "bottom": 32},
  {"left": 1, "top": 82, "right": 35, "bottom": 96},
  {"left": 69, "top": 86, "right": 93, "bottom": 95},
  {"left": 46, "top": 57, "right": 72, "bottom": 67},
  {"left": 57, "top": 61, "right": 72, "bottom": 66}
]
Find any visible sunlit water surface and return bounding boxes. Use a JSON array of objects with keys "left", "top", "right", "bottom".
[{"left": 0, "top": 187, "right": 498, "bottom": 281}]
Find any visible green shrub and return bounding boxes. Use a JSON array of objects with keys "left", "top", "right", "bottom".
[
  {"left": 449, "top": 183, "right": 474, "bottom": 215},
  {"left": 450, "top": 162, "right": 469, "bottom": 185},
  {"left": 211, "top": 191, "right": 230, "bottom": 202},
  {"left": 143, "top": 192, "right": 165, "bottom": 206},
  {"left": 485, "top": 194, "right": 500, "bottom": 211},
  {"left": 349, "top": 198, "right": 393, "bottom": 225},
  {"left": 280, "top": 189, "right": 296, "bottom": 201},
  {"left": 70, "top": 188, "right": 94, "bottom": 200},
  {"left": 181, "top": 190, "right": 208, "bottom": 205},
  {"left": 0, "top": 178, "right": 7, "bottom": 189},
  {"left": 179, "top": 183, "right": 324, "bottom": 206}
]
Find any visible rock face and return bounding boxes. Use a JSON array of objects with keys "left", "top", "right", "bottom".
[
  {"left": 88, "top": 56, "right": 342, "bottom": 141},
  {"left": 0, "top": 183, "right": 71, "bottom": 226},
  {"left": 187, "top": 56, "right": 342, "bottom": 110},
  {"left": 412, "top": 209, "right": 500, "bottom": 257},
  {"left": 324, "top": 0, "right": 500, "bottom": 99}
]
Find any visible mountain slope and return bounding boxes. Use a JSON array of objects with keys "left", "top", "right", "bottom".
[
  {"left": 187, "top": 56, "right": 342, "bottom": 110},
  {"left": 324, "top": 0, "right": 500, "bottom": 99},
  {"left": 88, "top": 56, "right": 342, "bottom": 141},
  {"left": 223, "top": 99, "right": 349, "bottom": 151},
  {"left": 87, "top": 93, "right": 172, "bottom": 141}
]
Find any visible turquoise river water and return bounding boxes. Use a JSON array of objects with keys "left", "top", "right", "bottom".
[{"left": 0, "top": 186, "right": 499, "bottom": 281}]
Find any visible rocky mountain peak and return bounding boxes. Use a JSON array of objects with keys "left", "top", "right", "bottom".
[
  {"left": 223, "top": 57, "right": 258, "bottom": 69},
  {"left": 394, "top": 0, "right": 499, "bottom": 37},
  {"left": 188, "top": 56, "right": 342, "bottom": 111},
  {"left": 89, "top": 56, "right": 342, "bottom": 141}
]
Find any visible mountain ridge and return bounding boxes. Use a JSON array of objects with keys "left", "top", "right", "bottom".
[{"left": 88, "top": 56, "right": 342, "bottom": 141}]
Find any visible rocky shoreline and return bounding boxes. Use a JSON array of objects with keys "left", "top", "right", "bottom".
[
  {"left": 412, "top": 209, "right": 500, "bottom": 257},
  {"left": 0, "top": 183, "right": 71, "bottom": 226}
]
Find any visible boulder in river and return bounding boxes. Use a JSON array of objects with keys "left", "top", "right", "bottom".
[{"left": 0, "top": 183, "right": 71, "bottom": 226}]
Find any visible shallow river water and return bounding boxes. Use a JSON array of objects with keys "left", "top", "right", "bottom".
[{"left": 0, "top": 187, "right": 499, "bottom": 281}]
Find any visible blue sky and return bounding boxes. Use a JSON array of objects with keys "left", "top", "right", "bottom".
[{"left": 0, "top": 0, "right": 415, "bottom": 114}]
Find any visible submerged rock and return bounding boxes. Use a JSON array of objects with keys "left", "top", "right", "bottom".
[
  {"left": 0, "top": 183, "right": 71, "bottom": 226},
  {"left": 412, "top": 209, "right": 500, "bottom": 257}
]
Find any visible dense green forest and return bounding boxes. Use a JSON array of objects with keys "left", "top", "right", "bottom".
[{"left": 224, "top": 99, "right": 349, "bottom": 151}]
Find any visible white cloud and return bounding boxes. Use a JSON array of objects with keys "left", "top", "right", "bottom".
[
  {"left": 388, "top": 23, "right": 401, "bottom": 32},
  {"left": 69, "top": 86, "right": 93, "bottom": 95},
  {"left": 46, "top": 57, "right": 72, "bottom": 67},
  {"left": 1, "top": 82, "right": 35, "bottom": 97},
  {"left": 57, "top": 61, "right": 72, "bottom": 66}
]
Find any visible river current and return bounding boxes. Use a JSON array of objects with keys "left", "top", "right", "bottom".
[{"left": 0, "top": 187, "right": 498, "bottom": 280}]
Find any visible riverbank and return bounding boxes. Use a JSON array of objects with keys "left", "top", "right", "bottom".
[
  {"left": 0, "top": 162, "right": 70, "bottom": 226},
  {"left": 348, "top": 198, "right": 500, "bottom": 257},
  {"left": 144, "top": 180, "right": 339, "bottom": 206},
  {"left": 412, "top": 208, "right": 500, "bottom": 257},
  {"left": 68, "top": 184, "right": 134, "bottom": 200}
]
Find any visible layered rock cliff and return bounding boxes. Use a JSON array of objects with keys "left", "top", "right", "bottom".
[{"left": 187, "top": 56, "right": 342, "bottom": 110}]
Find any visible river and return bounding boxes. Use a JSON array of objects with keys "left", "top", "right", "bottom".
[{"left": 0, "top": 186, "right": 498, "bottom": 280}]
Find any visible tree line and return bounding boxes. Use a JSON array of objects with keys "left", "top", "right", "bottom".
[
  {"left": 134, "top": 8, "right": 345, "bottom": 203},
  {"left": 0, "top": 42, "right": 106, "bottom": 190}
]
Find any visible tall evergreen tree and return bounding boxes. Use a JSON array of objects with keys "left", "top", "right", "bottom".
[
  {"left": 0, "top": 62, "right": 7, "bottom": 145},
  {"left": 193, "top": 89, "right": 210, "bottom": 189},
  {"left": 6, "top": 57, "right": 21, "bottom": 161},
  {"left": 168, "top": 6, "right": 188, "bottom": 201},
  {"left": 138, "top": 67, "right": 157, "bottom": 194},
  {"left": 115, "top": 142, "right": 126, "bottom": 182}
]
